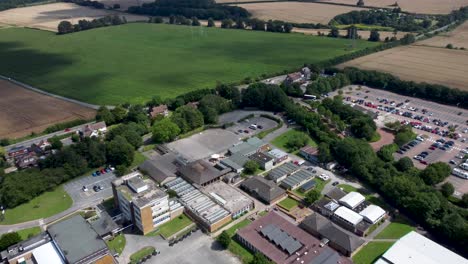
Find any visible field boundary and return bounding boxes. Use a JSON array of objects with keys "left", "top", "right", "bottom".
[{"left": 0, "top": 75, "right": 104, "bottom": 109}]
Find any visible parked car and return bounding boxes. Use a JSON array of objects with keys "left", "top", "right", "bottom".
[
  {"left": 332, "top": 181, "right": 339, "bottom": 186},
  {"left": 93, "top": 185, "right": 101, "bottom": 192},
  {"left": 420, "top": 160, "right": 428, "bottom": 165},
  {"left": 95, "top": 171, "right": 101, "bottom": 176},
  {"left": 92, "top": 172, "right": 97, "bottom": 177},
  {"left": 82, "top": 186, "right": 88, "bottom": 192}
]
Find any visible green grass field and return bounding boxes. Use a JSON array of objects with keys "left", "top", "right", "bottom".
[
  {"left": 375, "top": 216, "right": 415, "bottom": 239},
  {"left": 277, "top": 197, "right": 299, "bottom": 211},
  {"left": 0, "top": 24, "right": 378, "bottom": 105},
  {"left": 106, "top": 234, "right": 126, "bottom": 254},
  {"left": 0, "top": 186, "right": 72, "bottom": 225},
  {"left": 223, "top": 219, "right": 253, "bottom": 264},
  {"left": 352, "top": 242, "right": 393, "bottom": 264},
  {"left": 147, "top": 213, "right": 193, "bottom": 238},
  {"left": 130, "top": 246, "right": 155, "bottom": 264},
  {"left": 271, "top": 129, "right": 317, "bottom": 154},
  {"left": 17, "top": 226, "right": 42, "bottom": 240}
]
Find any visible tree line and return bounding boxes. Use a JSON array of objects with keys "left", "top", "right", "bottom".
[
  {"left": 0, "top": 0, "right": 46, "bottom": 12},
  {"left": 239, "top": 81, "right": 468, "bottom": 256},
  {"left": 58, "top": 15, "right": 127, "bottom": 34},
  {"left": 63, "top": 0, "right": 105, "bottom": 9},
  {"left": 127, "top": 0, "right": 249, "bottom": 20}
]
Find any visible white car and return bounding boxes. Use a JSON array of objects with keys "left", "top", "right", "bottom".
[
  {"left": 82, "top": 186, "right": 88, "bottom": 192},
  {"left": 319, "top": 174, "right": 330, "bottom": 181}
]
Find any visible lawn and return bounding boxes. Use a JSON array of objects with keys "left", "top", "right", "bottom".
[
  {"left": 277, "top": 197, "right": 299, "bottom": 211},
  {"left": 147, "top": 213, "right": 193, "bottom": 238},
  {"left": 0, "top": 186, "right": 72, "bottom": 225},
  {"left": 106, "top": 234, "right": 126, "bottom": 255},
  {"left": 0, "top": 24, "right": 378, "bottom": 105},
  {"left": 375, "top": 216, "right": 415, "bottom": 239},
  {"left": 17, "top": 226, "right": 41, "bottom": 240},
  {"left": 130, "top": 246, "right": 155, "bottom": 264},
  {"left": 223, "top": 219, "right": 254, "bottom": 264},
  {"left": 352, "top": 242, "right": 394, "bottom": 264},
  {"left": 271, "top": 129, "right": 317, "bottom": 154},
  {"left": 131, "top": 151, "right": 147, "bottom": 168}
]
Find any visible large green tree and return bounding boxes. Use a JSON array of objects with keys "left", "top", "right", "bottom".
[
  {"left": 106, "top": 136, "right": 134, "bottom": 166},
  {"left": 171, "top": 105, "right": 204, "bottom": 133},
  {"left": 152, "top": 118, "right": 181, "bottom": 143},
  {"left": 0, "top": 232, "right": 21, "bottom": 251}
]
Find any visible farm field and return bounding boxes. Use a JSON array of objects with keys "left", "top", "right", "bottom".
[
  {"left": 0, "top": 2, "right": 147, "bottom": 31},
  {"left": 417, "top": 21, "right": 468, "bottom": 48},
  {"left": 317, "top": 0, "right": 468, "bottom": 14},
  {"left": 0, "top": 79, "right": 95, "bottom": 139},
  {"left": 292, "top": 28, "right": 409, "bottom": 41},
  {"left": 98, "top": 0, "right": 153, "bottom": 10},
  {"left": 236, "top": 2, "right": 366, "bottom": 24},
  {"left": 0, "top": 23, "right": 378, "bottom": 105},
  {"left": 338, "top": 45, "right": 468, "bottom": 91}
]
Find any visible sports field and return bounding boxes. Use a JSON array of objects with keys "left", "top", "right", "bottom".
[{"left": 0, "top": 23, "right": 378, "bottom": 104}]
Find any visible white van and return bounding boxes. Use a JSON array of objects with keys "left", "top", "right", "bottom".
[
  {"left": 452, "top": 168, "right": 468, "bottom": 179},
  {"left": 459, "top": 163, "right": 468, "bottom": 170}
]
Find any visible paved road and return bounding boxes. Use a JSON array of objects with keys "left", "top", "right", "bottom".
[
  {"left": 4, "top": 121, "right": 95, "bottom": 151},
  {"left": 120, "top": 231, "right": 240, "bottom": 264}
]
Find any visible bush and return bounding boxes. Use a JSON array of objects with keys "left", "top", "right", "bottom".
[{"left": 244, "top": 160, "right": 259, "bottom": 174}]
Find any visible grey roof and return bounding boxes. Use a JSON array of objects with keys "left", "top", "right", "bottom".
[
  {"left": 260, "top": 224, "right": 303, "bottom": 255},
  {"left": 48, "top": 215, "right": 108, "bottom": 264},
  {"left": 309, "top": 248, "right": 340, "bottom": 264},
  {"left": 221, "top": 154, "right": 249, "bottom": 170},
  {"left": 281, "top": 169, "right": 314, "bottom": 189},
  {"left": 249, "top": 152, "right": 273, "bottom": 165},
  {"left": 228, "top": 137, "right": 265, "bottom": 155},
  {"left": 179, "top": 159, "right": 229, "bottom": 185},
  {"left": 325, "top": 187, "right": 347, "bottom": 201},
  {"left": 1, "top": 232, "right": 51, "bottom": 260},
  {"left": 300, "top": 180, "right": 316, "bottom": 192},
  {"left": 139, "top": 152, "right": 178, "bottom": 183},
  {"left": 302, "top": 213, "right": 365, "bottom": 253},
  {"left": 90, "top": 211, "right": 119, "bottom": 237},
  {"left": 241, "top": 176, "right": 286, "bottom": 203},
  {"left": 268, "top": 162, "right": 299, "bottom": 181}
]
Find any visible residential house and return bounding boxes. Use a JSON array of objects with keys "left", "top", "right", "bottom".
[
  {"left": 149, "top": 105, "right": 169, "bottom": 118},
  {"left": 81, "top": 121, "right": 107, "bottom": 138},
  {"left": 300, "top": 145, "right": 319, "bottom": 164}
]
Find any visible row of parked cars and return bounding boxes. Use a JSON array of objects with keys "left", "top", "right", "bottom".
[{"left": 92, "top": 166, "right": 115, "bottom": 177}]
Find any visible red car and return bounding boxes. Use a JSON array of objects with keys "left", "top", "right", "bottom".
[
  {"left": 64, "top": 128, "right": 71, "bottom": 132},
  {"left": 100, "top": 169, "right": 106, "bottom": 174},
  {"left": 420, "top": 160, "right": 428, "bottom": 165},
  {"left": 429, "top": 146, "right": 436, "bottom": 150}
]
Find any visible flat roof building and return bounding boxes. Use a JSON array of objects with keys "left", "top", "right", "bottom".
[
  {"left": 249, "top": 152, "right": 274, "bottom": 171},
  {"left": 376, "top": 231, "right": 468, "bottom": 264},
  {"left": 325, "top": 187, "right": 347, "bottom": 202},
  {"left": 112, "top": 172, "right": 183, "bottom": 235},
  {"left": 48, "top": 215, "right": 113, "bottom": 264},
  {"left": 236, "top": 211, "right": 351, "bottom": 264},
  {"left": 267, "top": 162, "right": 300, "bottom": 183},
  {"left": 202, "top": 181, "right": 254, "bottom": 218},
  {"left": 220, "top": 153, "right": 250, "bottom": 173},
  {"left": 241, "top": 176, "right": 287, "bottom": 205},
  {"left": 280, "top": 169, "right": 315, "bottom": 190},
  {"left": 165, "top": 178, "right": 231, "bottom": 232},
  {"left": 300, "top": 145, "right": 319, "bottom": 163},
  {"left": 339, "top": 192, "right": 365, "bottom": 209},
  {"left": 179, "top": 160, "right": 230, "bottom": 186},
  {"left": 267, "top": 149, "right": 288, "bottom": 164},
  {"left": 359, "top": 205, "right": 386, "bottom": 224},
  {"left": 139, "top": 152, "right": 179, "bottom": 184},
  {"left": 228, "top": 137, "right": 267, "bottom": 156}
]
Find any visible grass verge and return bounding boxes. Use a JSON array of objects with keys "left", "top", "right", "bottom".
[
  {"left": 146, "top": 213, "right": 193, "bottom": 238},
  {"left": 224, "top": 219, "right": 253, "bottom": 264},
  {"left": 277, "top": 197, "right": 299, "bottom": 211},
  {"left": 106, "top": 234, "right": 126, "bottom": 255},
  {"left": 271, "top": 129, "right": 317, "bottom": 154},
  {"left": 130, "top": 246, "right": 155, "bottom": 264},
  {"left": 375, "top": 216, "right": 415, "bottom": 239},
  {"left": 17, "top": 226, "right": 41, "bottom": 240},
  {"left": 352, "top": 242, "right": 393, "bottom": 264}
]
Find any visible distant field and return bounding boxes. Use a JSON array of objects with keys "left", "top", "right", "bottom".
[
  {"left": 317, "top": 0, "right": 468, "bottom": 14},
  {"left": 293, "top": 28, "right": 409, "bottom": 41},
  {"left": 338, "top": 45, "right": 468, "bottom": 91},
  {"left": 0, "top": 2, "right": 147, "bottom": 31},
  {"left": 0, "top": 79, "right": 95, "bottom": 139},
  {"left": 236, "top": 2, "right": 366, "bottom": 24},
  {"left": 97, "top": 0, "right": 153, "bottom": 10},
  {"left": 0, "top": 23, "right": 378, "bottom": 104},
  {"left": 417, "top": 21, "right": 468, "bottom": 48}
]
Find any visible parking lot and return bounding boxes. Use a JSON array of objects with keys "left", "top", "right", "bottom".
[
  {"left": 337, "top": 85, "right": 468, "bottom": 197},
  {"left": 63, "top": 171, "right": 116, "bottom": 206},
  {"left": 227, "top": 116, "right": 277, "bottom": 136},
  {"left": 167, "top": 129, "right": 241, "bottom": 161}
]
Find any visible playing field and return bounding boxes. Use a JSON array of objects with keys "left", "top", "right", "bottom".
[
  {"left": 0, "top": 79, "right": 96, "bottom": 139},
  {"left": 0, "top": 3, "right": 147, "bottom": 32},
  {"left": 236, "top": 2, "right": 366, "bottom": 24},
  {"left": 338, "top": 45, "right": 468, "bottom": 91},
  {"left": 417, "top": 21, "right": 468, "bottom": 48},
  {"left": 0, "top": 23, "right": 378, "bottom": 104},
  {"left": 317, "top": 0, "right": 468, "bottom": 14}
]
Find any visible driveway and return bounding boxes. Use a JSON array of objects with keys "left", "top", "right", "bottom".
[{"left": 120, "top": 231, "right": 240, "bottom": 264}]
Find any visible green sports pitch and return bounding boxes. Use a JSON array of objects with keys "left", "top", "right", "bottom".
[{"left": 0, "top": 23, "right": 378, "bottom": 105}]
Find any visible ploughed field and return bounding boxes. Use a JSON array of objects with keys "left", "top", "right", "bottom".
[
  {"left": 417, "top": 21, "right": 468, "bottom": 49},
  {"left": 338, "top": 45, "right": 468, "bottom": 91},
  {"left": 0, "top": 79, "right": 95, "bottom": 139},
  {"left": 0, "top": 23, "right": 378, "bottom": 104}
]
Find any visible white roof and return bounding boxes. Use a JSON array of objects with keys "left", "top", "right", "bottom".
[
  {"left": 32, "top": 242, "right": 65, "bottom": 264},
  {"left": 380, "top": 231, "right": 468, "bottom": 264},
  {"left": 359, "top": 205, "right": 386, "bottom": 223},
  {"left": 339, "top": 191, "right": 365, "bottom": 209},
  {"left": 268, "top": 149, "right": 288, "bottom": 158},
  {"left": 334, "top": 206, "right": 363, "bottom": 226}
]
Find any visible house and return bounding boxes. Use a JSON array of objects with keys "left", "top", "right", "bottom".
[
  {"left": 301, "top": 67, "right": 311, "bottom": 80},
  {"left": 267, "top": 162, "right": 299, "bottom": 183},
  {"left": 178, "top": 159, "right": 231, "bottom": 186},
  {"left": 30, "top": 140, "right": 51, "bottom": 154},
  {"left": 236, "top": 212, "right": 352, "bottom": 264},
  {"left": 267, "top": 149, "right": 288, "bottom": 164},
  {"left": 339, "top": 191, "right": 365, "bottom": 209},
  {"left": 376, "top": 231, "right": 468, "bottom": 264},
  {"left": 7, "top": 146, "right": 29, "bottom": 159},
  {"left": 15, "top": 152, "right": 38, "bottom": 169},
  {"left": 81, "top": 121, "right": 107, "bottom": 138},
  {"left": 283, "top": 72, "right": 303, "bottom": 86},
  {"left": 300, "top": 213, "right": 365, "bottom": 257},
  {"left": 249, "top": 152, "right": 274, "bottom": 171},
  {"left": 241, "top": 176, "right": 287, "bottom": 205},
  {"left": 149, "top": 104, "right": 169, "bottom": 118},
  {"left": 300, "top": 145, "right": 319, "bottom": 164}
]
